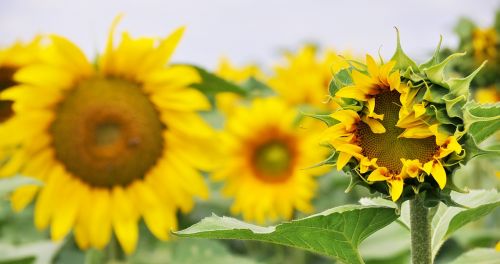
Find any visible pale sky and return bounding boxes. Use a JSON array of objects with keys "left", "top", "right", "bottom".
[{"left": 0, "top": 0, "right": 498, "bottom": 69}]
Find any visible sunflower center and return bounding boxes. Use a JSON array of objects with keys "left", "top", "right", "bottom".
[
  {"left": 357, "top": 91, "right": 437, "bottom": 173},
  {"left": 50, "top": 77, "right": 164, "bottom": 187},
  {"left": 0, "top": 66, "right": 17, "bottom": 122},
  {"left": 252, "top": 140, "right": 294, "bottom": 182}
]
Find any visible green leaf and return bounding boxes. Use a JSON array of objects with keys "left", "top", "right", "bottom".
[
  {"left": 390, "top": 28, "right": 419, "bottom": 71},
  {"left": 175, "top": 205, "right": 398, "bottom": 264},
  {"left": 188, "top": 65, "right": 247, "bottom": 97},
  {"left": 449, "top": 248, "right": 500, "bottom": 264},
  {"left": 463, "top": 101, "right": 500, "bottom": 143},
  {"left": 0, "top": 176, "right": 41, "bottom": 198},
  {"left": 430, "top": 189, "right": 500, "bottom": 260},
  {"left": 446, "top": 200, "right": 500, "bottom": 238},
  {"left": 359, "top": 222, "right": 410, "bottom": 261}
]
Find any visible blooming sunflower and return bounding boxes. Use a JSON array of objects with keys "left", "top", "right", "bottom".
[
  {"left": 0, "top": 20, "right": 216, "bottom": 254},
  {"left": 215, "top": 57, "right": 264, "bottom": 114},
  {"left": 268, "top": 45, "right": 350, "bottom": 111},
  {"left": 213, "top": 98, "right": 328, "bottom": 223},
  {"left": 322, "top": 34, "right": 485, "bottom": 202}
]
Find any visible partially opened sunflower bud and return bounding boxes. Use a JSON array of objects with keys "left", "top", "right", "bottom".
[{"left": 320, "top": 30, "right": 492, "bottom": 205}]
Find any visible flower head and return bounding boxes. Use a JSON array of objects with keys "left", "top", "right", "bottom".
[
  {"left": 269, "top": 45, "right": 350, "bottom": 110},
  {"left": 214, "top": 98, "right": 328, "bottom": 223},
  {"left": 321, "top": 32, "right": 485, "bottom": 203},
  {"left": 0, "top": 19, "right": 216, "bottom": 253}
]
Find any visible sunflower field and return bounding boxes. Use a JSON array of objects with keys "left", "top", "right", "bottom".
[{"left": 0, "top": 1, "right": 499, "bottom": 264}]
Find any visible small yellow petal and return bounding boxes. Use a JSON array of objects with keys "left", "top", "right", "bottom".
[
  {"left": 367, "top": 167, "right": 389, "bottom": 182},
  {"left": 337, "top": 152, "right": 352, "bottom": 171},
  {"left": 361, "top": 116, "right": 386, "bottom": 133},
  {"left": 389, "top": 178, "right": 404, "bottom": 201},
  {"left": 431, "top": 160, "right": 447, "bottom": 189},
  {"left": 335, "top": 86, "right": 368, "bottom": 101}
]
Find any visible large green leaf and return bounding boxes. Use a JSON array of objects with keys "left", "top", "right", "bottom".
[
  {"left": 463, "top": 102, "right": 500, "bottom": 144},
  {"left": 359, "top": 190, "right": 500, "bottom": 262},
  {"left": 430, "top": 190, "right": 500, "bottom": 260},
  {"left": 449, "top": 248, "right": 500, "bottom": 264},
  {"left": 175, "top": 205, "right": 398, "bottom": 264}
]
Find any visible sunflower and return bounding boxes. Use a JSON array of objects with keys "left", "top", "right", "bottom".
[
  {"left": 268, "top": 45, "right": 350, "bottom": 110},
  {"left": 472, "top": 28, "right": 498, "bottom": 63},
  {"left": 322, "top": 35, "right": 483, "bottom": 202},
  {"left": 0, "top": 38, "right": 42, "bottom": 168},
  {"left": 475, "top": 85, "right": 499, "bottom": 103},
  {"left": 213, "top": 98, "right": 328, "bottom": 223},
  {"left": 215, "top": 57, "right": 264, "bottom": 114},
  {"left": 0, "top": 19, "right": 216, "bottom": 254}
]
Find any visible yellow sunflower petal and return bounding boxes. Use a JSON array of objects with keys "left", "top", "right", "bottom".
[
  {"left": 11, "top": 185, "right": 39, "bottom": 212},
  {"left": 112, "top": 187, "right": 139, "bottom": 255},
  {"left": 337, "top": 152, "right": 352, "bottom": 171},
  {"left": 361, "top": 116, "right": 386, "bottom": 133},
  {"left": 367, "top": 167, "right": 389, "bottom": 182},
  {"left": 388, "top": 178, "right": 404, "bottom": 201},
  {"left": 335, "top": 86, "right": 368, "bottom": 101}
]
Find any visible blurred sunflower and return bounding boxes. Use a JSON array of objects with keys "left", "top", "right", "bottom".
[
  {"left": 0, "top": 38, "right": 42, "bottom": 168},
  {"left": 472, "top": 27, "right": 498, "bottom": 63},
  {"left": 269, "top": 45, "right": 350, "bottom": 111},
  {"left": 213, "top": 98, "right": 327, "bottom": 223},
  {"left": 323, "top": 35, "right": 484, "bottom": 202},
  {"left": 215, "top": 57, "right": 264, "bottom": 114},
  {"left": 0, "top": 38, "right": 41, "bottom": 123},
  {"left": 0, "top": 19, "right": 216, "bottom": 254},
  {"left": 475, "top": 86, "right": 499, "bottom": 103}
]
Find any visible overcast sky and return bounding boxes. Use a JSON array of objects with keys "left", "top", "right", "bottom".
[{"left": 1, "top": 0, "right": 498, "bottom": 69}]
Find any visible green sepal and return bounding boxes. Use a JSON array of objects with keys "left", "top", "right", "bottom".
[
  {"left": 423, "top": 83, "right": 448, "bottom": 104},
  {"left": 328, "top": 68, "right": 353, "bottom": 96},
  {"left": 463, "top": 101, "right": 500, "bottom": 143},
  {"left": 302, "top": 113, "right": 339, "bottom": 127},
  {"left": 390, "top": 28, "right": 419, "bottom": 71},
  {"left": 442, "top": 93, "right": 466, "bottom": 119},
  {"left": 344, "top": 170, "right": 367, "bottom": 193},
  {"left": 423, "top": 52, "right": 466, "bottom": 87},
  {"left": 446, "top": 61, "right": 487, "bottom": 98},
  {"left": 420, "top": 36, "right": 443, "bottom": 70}
]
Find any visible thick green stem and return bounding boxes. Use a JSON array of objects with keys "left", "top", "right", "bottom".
[{"left": 409, "top": 196, "right": 432, "bottom": 264}]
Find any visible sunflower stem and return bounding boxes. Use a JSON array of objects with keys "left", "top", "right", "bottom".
[{"left": 409, "top": 196, "right": 432, "bottom": 264}]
